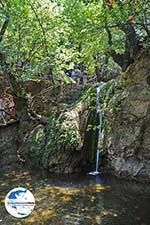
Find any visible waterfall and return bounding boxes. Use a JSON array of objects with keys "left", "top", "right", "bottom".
[
  {"left": 95, "top": 149, "right": 100, "bottom": 172},
  {"left": 88, "top": 83, "right": 104, "bottom": 175}
]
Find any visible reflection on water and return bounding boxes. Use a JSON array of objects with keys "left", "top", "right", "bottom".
[{"left": 0, "top": 170, "right": 150, "bottom": 225}]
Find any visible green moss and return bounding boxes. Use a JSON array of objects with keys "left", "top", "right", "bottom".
[
  {"left": 103, "top": 77, "right": 125, "bottom": 114},
  {"left": 109, "top": 97, "right": 122, "bottom": 113},
  {"left": 32, "top": 116, "right": 80, "bottom": 168}
]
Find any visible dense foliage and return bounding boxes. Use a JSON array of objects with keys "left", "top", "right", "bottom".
[{"left": 0, "top": 0, "right": 149, "bottom": 79}]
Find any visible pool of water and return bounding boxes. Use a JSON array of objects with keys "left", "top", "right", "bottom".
[{"left": 0, "top": 170, "right": 150, "bottom": 225}]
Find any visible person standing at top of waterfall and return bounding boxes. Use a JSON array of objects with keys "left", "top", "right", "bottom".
[{"left": 71, "top": 66, "right": 82, "bottom": 85}]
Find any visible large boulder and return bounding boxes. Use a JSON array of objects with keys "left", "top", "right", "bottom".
[
  {"left": 15, "top": 80, "right": 97, "bottom": 173},
  {"left": 104, "top": 49, "right": 150, "bottom": 181}
]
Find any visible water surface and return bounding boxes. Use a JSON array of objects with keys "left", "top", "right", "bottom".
[{"left": 0, "top": 170, "right": 150, "bottom": 225}]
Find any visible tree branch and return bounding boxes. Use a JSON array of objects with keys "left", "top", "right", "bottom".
[
  {"left": 105, "top": 22, "right": 141, "bottom": 71},
  {"left": 0, "top": 17, "right": 9, "bottom": 42}
]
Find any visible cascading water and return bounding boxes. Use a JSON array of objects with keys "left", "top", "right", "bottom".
[
  {"left": 95, "top": 149, "right": 100, "bottom": 172},
  {"left": 88, "top": 84, "right": 104, "bottom": 175}
]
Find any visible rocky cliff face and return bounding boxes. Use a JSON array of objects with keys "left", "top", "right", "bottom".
[
  {"left": 1, "top": 50, "right": 149, "bottom": 179},
  {"left": 21, "top": 82, "right": 98, "bottom": 173},
  {"left": 0, "top": 73, "right": 97, "bottom": 173},
  {"left": 104, "top": 49, "right": 150, "bottom": 181}
]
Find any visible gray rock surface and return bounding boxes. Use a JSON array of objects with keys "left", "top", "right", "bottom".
[{"left": 104, "top": 49, "right": 150, "bottom": 180}]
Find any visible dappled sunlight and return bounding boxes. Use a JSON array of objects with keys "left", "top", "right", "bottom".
[
  {"left": 0, "top": 170, "right": 109, "bottom": 224},
  {"left": 41, "top": 185, "right": 81, "bottom": 196},
  {"left": 23, "top": 209, "right": 55, "bottom": 224},
  {"left": 83, "top": 184, "right": 111, "bottom": 193},
  {"left": 0, "top": 0, "right": 149, "bottom": 224},
  {"left": 101, "top": 210, "right": 118, "bottom": 217},
  {"left": 0, "top": 170, "right": 150, "bottom": 225}
]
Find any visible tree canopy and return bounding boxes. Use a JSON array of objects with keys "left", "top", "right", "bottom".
[{"left": 0, "top": 0, "right": 149, "bottom": 79}]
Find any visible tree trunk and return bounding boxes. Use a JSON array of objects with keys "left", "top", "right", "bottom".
[{"left": 106, "top": 22, "right": 141, "bottom": 71}]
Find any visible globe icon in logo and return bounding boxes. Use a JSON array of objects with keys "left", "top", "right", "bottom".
[{"left": 5, "top": 187, "right": 35, "bottom": 218}]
